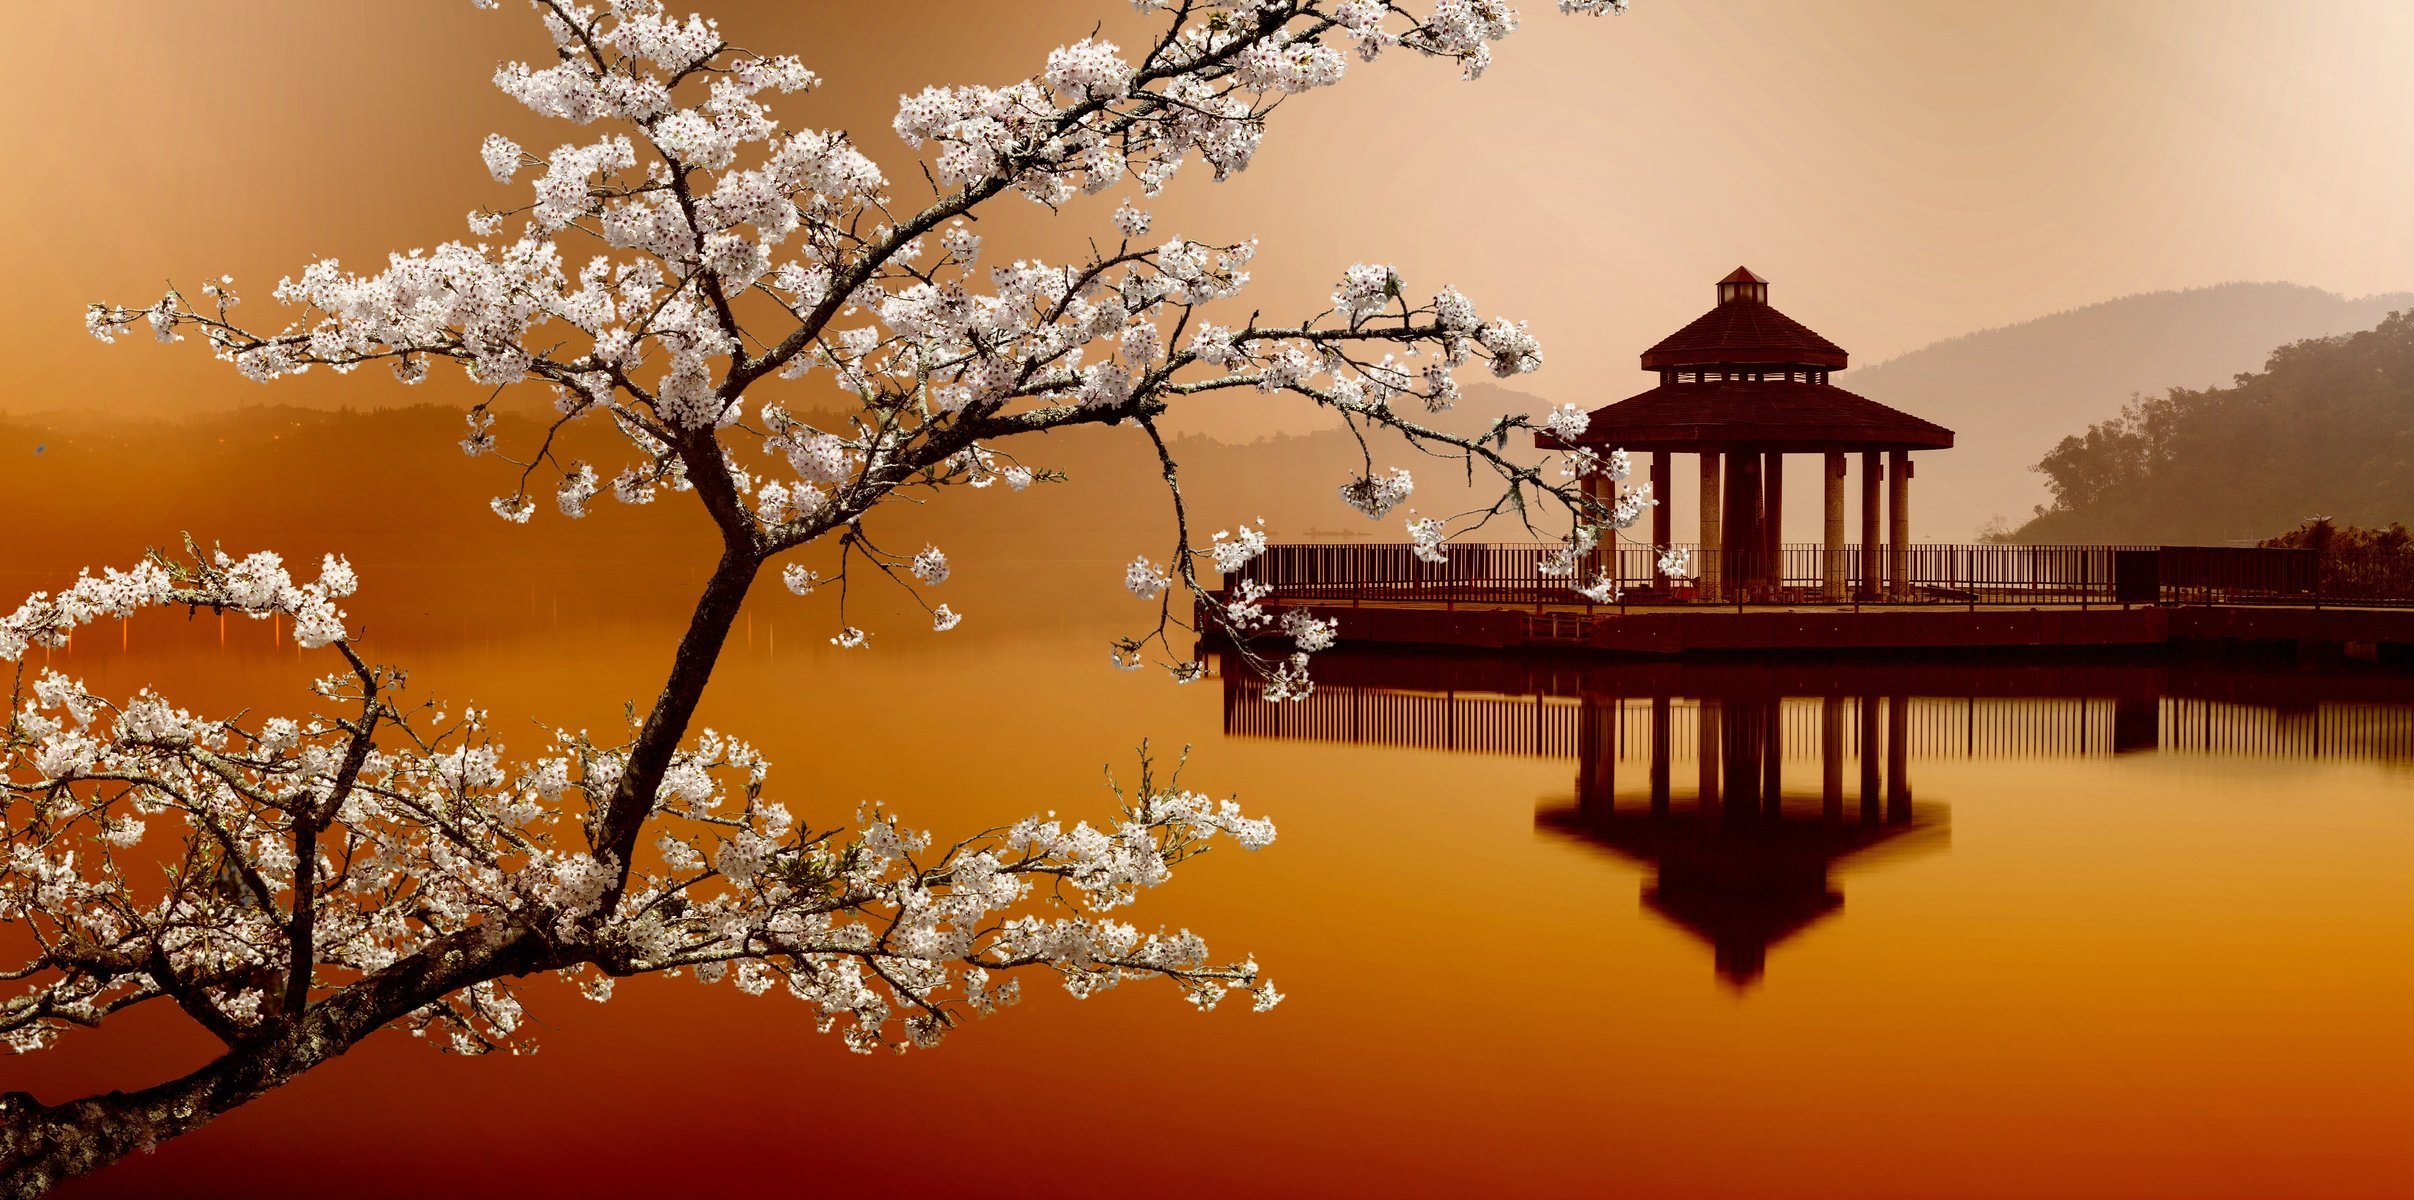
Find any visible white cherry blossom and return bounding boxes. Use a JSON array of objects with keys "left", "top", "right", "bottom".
[{"left": 36, "top": 0, "right": 1654, "bottom": 1186}]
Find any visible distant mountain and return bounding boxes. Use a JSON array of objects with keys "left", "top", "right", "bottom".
[{"left": 1844, "top": 282, "right": 2414, "bottom": 540}]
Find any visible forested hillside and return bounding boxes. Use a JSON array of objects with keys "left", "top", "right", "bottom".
[{"left": 2013, "top": 311, "right": 2414, "bottom": 544}]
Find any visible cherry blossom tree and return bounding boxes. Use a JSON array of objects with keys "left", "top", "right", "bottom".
[{"left": 5, "top": 0, "right": 1652, "bottom": 1190}]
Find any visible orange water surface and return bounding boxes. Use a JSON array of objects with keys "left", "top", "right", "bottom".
[{"left": 8, "top": 546, "right": 2414, "bottom": 1199}]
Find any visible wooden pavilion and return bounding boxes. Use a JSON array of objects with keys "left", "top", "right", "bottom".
[{"left": 1545, "top": 268, "right": 1954, "bottom": 602}]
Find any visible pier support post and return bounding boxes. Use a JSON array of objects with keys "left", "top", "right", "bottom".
[
  {"left": 1889, "top": 450, "right": 1912, "bottom": 601},
  {"left": 1699, "top": 452, "right": 1723, "bottom": 602},
  {"left": 1823, "top": 453, "right": 1848, "bottom": 602},
  {"left": 1860, "top": 451, "right": 1882, "bottom": 601}
]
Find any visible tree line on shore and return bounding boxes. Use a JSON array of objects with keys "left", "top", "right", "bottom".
[{"left": 2009, "top": 311, "right": 2414, "bottom": 545}]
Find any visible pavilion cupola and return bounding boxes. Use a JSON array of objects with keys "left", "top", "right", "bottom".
[
  {"left": 1638, "top": 267, "right": 1849, "bottom": 381},
  {"left": 1716, "top": 266, "right": 1768, "bottom": 306}
]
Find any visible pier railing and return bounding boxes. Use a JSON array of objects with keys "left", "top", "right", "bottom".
[
  {"left": 1224, "top": 542, "right": 2414, "bottom": 607},
  {"left": 1221, "top": 685, "right": 2414, "bottom": 767}
]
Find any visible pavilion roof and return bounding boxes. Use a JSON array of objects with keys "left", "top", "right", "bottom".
[
  {"left": 1646, "top": 887, "right": 1841, "bottom": 987},
  {"left": 1535, "top": 805, "right": 1944, "bottom": 986},
  {"left": 1542, "top": 379, "right": 1955, "bottom": 453},
  {"left": 1541, "top": 806, "right": 1936, "bottom": 868},
  {"left": 1640, "top": 299, "right": 1848, "bottom": 370}
]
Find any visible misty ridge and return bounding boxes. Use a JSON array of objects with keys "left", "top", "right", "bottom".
[
  {"left": 7, "top": 280, "right": 2410, "bottom": 621},
  {"left": 1843, "top": 281, "right": 2414, "bottom": 541},
  {"left": 0, "top": 382, "right": 1562, "bottom": 582},
  {"left": 0, "top": 398, "right": 1543, "bottom": 639}
]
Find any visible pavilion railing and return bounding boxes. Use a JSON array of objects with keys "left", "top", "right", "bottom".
[{"left": 1222, "top": 542, "right": 2414, "bottom": 608}]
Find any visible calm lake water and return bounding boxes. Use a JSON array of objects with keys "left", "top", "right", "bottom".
[{"left": 17, "top": 558, "right": 2414, "bottom": 1198}]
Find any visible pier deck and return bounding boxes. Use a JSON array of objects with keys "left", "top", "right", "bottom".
[
  {"left": 1211, "top": 594, "right": 2414, "bottom": 657},
  {"left": 1212, "top": 540, "right": 2414, "bottom": 658}
]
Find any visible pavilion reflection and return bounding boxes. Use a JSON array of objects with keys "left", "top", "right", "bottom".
[
  {"left": 1214, "top": 648, "right": 2414, "bottom": 986},
  {"left": 1547, "top": 690, "right": 1946, "bottom": 986}
]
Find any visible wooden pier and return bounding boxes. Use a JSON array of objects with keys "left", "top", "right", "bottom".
[
  {"left": 1209, "top": 541, "right": 2414, "bottom": 659},
  {"left": 1215, "top": 598, "right": 2414, "bottom": 656},
  {"left": 1215, "top": 651, "right": 2414, "bottom": 766}
]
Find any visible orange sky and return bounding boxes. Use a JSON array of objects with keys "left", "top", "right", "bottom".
[{"left": 6, "top": 1, "right": 2413, "bottom": 431}]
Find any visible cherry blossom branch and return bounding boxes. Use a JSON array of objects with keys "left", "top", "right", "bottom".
[{"left": 26, "top": 0, "right": 1645, "bottom": 1189}]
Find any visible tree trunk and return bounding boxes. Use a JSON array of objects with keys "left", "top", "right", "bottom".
[
  {"left": 2, "top": 928, "right": 547, "bottom": 1195},
  {"left": 2, "top": 1038, "right": 339, "bottom": 1197},
  {"left": 5, "top": 511, "right": 762, "bottom": 1194},
  {"left": 593, "top": 542, "right": 760, "bottom": 900}
]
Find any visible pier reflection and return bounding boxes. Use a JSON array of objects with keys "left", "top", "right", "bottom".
[{"left": 1217, "top": 650, "right": 2414, "bottom": 985}]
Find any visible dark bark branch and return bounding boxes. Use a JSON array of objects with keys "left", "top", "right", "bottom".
[
  {"left": 587, "top": 540, "right": 761, "bottom": 898},
  {"left": 289, "top": 649, "right": 382, "bottom": 1015},
  {"left": 1, "top": 926, "right": 550, "bottom": 1197}
]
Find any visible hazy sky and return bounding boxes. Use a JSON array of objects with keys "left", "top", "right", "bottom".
[{"left": 6, "top": 0, "right": 2412, "bottom": 427}]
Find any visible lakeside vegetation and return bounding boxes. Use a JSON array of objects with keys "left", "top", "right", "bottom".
[{"left": 2012, "top": 311, "right": 2414, "bottom": 544}]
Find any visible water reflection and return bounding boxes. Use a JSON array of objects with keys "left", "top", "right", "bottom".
[
  {"left": 1219, "top": 650, "right": 2414, "bottom": 985},
  {"left": 1547, "top": 690, "right": 1947, "bottom": 987}
]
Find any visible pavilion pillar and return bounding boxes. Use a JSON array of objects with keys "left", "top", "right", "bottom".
[
  {"left": 1888, "top": 450, "right": 1912, "bottom": 600},
  {"left": 1886, "top": 691, "right": 1912, "bottom": 823},
  {"left": 1698, "top": 452, "right": 1723, "bottom": 602},
  {"left": 1697, "top": 698, "right": 1722, "bottom": 809},
  {"left": 1577, "top": 694, "right": 1614, "bottom": 816},
  {"left": 1650, "top": 451, "right": 1672, "bottom": 586},
  {"left": 1822, "top": 453, "right": 1847, "bottom": 602},
  {"left": 1725, "top": 697, "right": 1760, "bottom": 819},
  {"left": 1759, "top": 700, "right": 1782, "bottom": 818},
  {"left": 1726, "top": 451, "right": 1762, "bottom": 598},
  {"left": 1859, "top": 451, "right": 1882, "bottom": 600},
  {"left": 1763, "top": 452, "right": 1785, "bottom": 596},
  {"left": 1649, "top": 695, "right": 1672, "bottom": 815},
  {"left": 1820, "top": 695, "right": 1845, "bottom": 822},
  {"left": 1590, "top": 473, "right": 1616, "bottom": 596},
  {"left": 1857, "top": 693, "right": 1880, "bottom": 824}
]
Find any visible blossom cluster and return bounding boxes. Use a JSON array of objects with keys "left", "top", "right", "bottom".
[
  {"left": 82, "top": 0, "right": 1632, "bottom": 669},
  {"left": 1, "top": 547, "right": 354, "bottom": 662},
  {"left": 1339, "top": 468, "right": 1416, "bottom": 519},
  {"left": 1, "top": 556, "right": 1279, "bottom": 1059}
]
